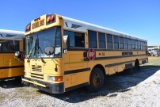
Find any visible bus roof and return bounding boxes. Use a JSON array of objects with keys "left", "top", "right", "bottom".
[
  {"left": 0, "top": 29, "right": 24, "bottom": 40},
  {"left": 61, "top": 15, "right": 147, "bottom": 42}
]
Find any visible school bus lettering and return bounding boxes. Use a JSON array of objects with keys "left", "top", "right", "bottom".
[
  {"left": 32, "top": 19, "right": 44, "bottom": 29},
  {"left": 71, "top": 24, "right": 82, "bottom": 29}
]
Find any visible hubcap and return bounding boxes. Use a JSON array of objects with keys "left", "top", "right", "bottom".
[{"left": 93, "top": 73, "right": 101, "bottom": 87}]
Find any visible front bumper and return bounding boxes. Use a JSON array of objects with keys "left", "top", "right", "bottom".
[{"left": 22, "top": 77, "right": 64, "bottom": 94}]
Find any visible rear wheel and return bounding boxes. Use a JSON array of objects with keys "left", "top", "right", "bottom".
[
  {"left": 87, "top": 68, "right": 104, "bottom": 92},
  {"left": 134, "top": 59, "right": 140, "bottom": 71}
]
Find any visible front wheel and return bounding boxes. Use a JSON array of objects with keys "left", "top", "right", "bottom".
[{"left": 87, "top": 68, "right": 104, "bottom": 92}]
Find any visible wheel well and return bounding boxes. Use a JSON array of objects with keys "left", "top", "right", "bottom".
[{"left": 93, "top": 64, "right": 106, "bottom": 75}]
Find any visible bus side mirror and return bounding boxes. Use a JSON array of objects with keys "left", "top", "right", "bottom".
[
  {"left": 14, "top": 51, "right": 25, "bottom": 61},
  {"left": 15, "top": 51, "right": 20, "bottom": 57},
  {"left": 44, "top": 46, "right": 54, "bottom": 55},
  {"left": 63, "top": 35, "right": 69, "bottom": 53}
]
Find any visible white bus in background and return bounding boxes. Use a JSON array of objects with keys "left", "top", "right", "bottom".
[
  {"left": 148, "top": 47, "right": 160, "bottom": 56},
  {"left": 0, "top": 29, "right": 24, "bottom": 81}
]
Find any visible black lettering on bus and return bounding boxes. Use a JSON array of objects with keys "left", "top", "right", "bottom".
[
  {"left": 65, "top": 22, "right": 68, "bottom": 27},
  {"left": 71, "top": 24, "right": 82, "bottom": 29}
]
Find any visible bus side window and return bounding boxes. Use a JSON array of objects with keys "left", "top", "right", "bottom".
[
  {"left": 0, "top": 40, "right": 20, "bottom": 52},
  {"left": 124, "top": 38, "right": 128, "bottom": 49},
  {"left": 114, "top": 35, "right": 119, "bottom": 49},
  {"left": 75, "top": 33, "right": 85, "bottom": 47},
  {"left": 107, "top": 34, "right": 113, "bottom": 49},
  {"left": 120, "top": 37, "right": 124, "bottom": 49},
  {"left": 64, "top": 30, "right": 85, "bottom": 48},
  {"left": 64, "top": 30, "right": 75, "bottom": 47},
  {"left": 98, "top": 32, "right": 106, "bottom": 48},
  {"left": 88, "top": 30, "right": 97, "bottom": 48}
]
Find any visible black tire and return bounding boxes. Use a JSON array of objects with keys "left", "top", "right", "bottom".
[
  {"left": 15, "top": 77, "right": 22, "bottom": 84},
  {"left": 87, "top": 68, "right": 104, "bottom": 92},
  {"left": 134, "top": 59, "right": 140, "bottom": 71}
]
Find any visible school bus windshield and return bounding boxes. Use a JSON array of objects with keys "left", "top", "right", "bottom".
[{"left": 25, "top": 27, "right": 61, "bottom": 58}]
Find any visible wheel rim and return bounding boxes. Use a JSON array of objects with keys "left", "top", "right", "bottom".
[{"left": 93, "top": 73, "right": 101, "bottom": 87}]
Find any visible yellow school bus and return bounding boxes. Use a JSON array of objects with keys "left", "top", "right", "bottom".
[
  {"left": 22, "top": 14, "right": 148, "bottom": 94},
  {"left": 0, "top": 29, "right": 24, "bottom": 80}
]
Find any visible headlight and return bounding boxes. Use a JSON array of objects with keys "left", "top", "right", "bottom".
[
  {"left": 48, "top": 76, "right": 63, "bottom": 82},
  {"left": 48, "top": 76, "right": 56, "bottom": 81}
]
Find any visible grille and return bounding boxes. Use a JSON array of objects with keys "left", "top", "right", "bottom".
[
  {"left": 31, "top": 73, "right": 44, "bottom": 80},
  {"left": 32, "top": 65, "right": 42, "bottom": 72}
]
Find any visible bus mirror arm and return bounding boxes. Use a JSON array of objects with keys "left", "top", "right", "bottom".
[{"left": 63, "top": 49, "right": 67, "bottom": 53}]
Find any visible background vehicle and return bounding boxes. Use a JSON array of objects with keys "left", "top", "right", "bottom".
[
  {"left": 148, "top": 48, "right": 160, "bottom": 56},
  {"left": 0, "top": 29, "right": 24, "bottom": 81},
  {"left": 22, "top": 14, "right": 148, "bottom": 94}
]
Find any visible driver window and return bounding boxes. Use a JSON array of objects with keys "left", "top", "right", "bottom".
[{"left": 64, "top": 30, "right": 85, "bottom": 48}]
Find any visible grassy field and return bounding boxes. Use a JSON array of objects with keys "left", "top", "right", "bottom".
[{"left": 146, "top": 56, "right": 160, "bottom": 65}]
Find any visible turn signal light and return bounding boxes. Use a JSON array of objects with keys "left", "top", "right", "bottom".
[{"left": 55, "top": 76, "right": 63, "bottom": 82}]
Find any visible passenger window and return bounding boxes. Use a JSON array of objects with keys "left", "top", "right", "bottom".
[
  {"left": 98, "top": 32, "right": 106, "bottom": 48},
  {"left": 135, "top": 40, "right": 138, "bottom": 49},
  {"left": 120, "top": 37, "right": 124, "bottom": 49},
  {"left": 137, "top": 41, "right": 141, "bottom": 50},
  {"left": 75, "top": 33, "right": 85, "bottom": 47},
  {"left": 0, "top": 40, "right": 20, "bottom": 52},
  {"left": 124, "top": 38, "right": 128, "bottom": 49},
  {"left": 88, "top": 30, "right": 97, "bottom": 48},
  {"left": 64, "top": 30, "right": 85, "bottom": 47},
  {"left": 132, "top": 40, "right": 136, "bottom": 49},
  {"left": 107, "top": 34, "right": 113, "bottom": 49},
  {"left": 128, "top": 39, "right": 132, "bottom": 50},
  {"left": 114, "top": 36, "right": 119, "bottom": 49}
]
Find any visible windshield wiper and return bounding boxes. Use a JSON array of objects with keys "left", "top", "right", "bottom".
[
  {"left": 27, "top": 47, "right": 34, "bottom": 62},
  {"left": 27, "top": 35, "right": 46, "bottom": 63},
  {"left": 34, "top": 35, "right": 46, "bottom": 63}
]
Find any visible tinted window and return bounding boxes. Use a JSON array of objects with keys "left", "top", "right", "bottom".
[
  {"left": 124, "top": 38, "right": 128, "bottom": 49},
  {"left": 114, "top": 36, "right": 119, "bottom": 49},
  {"left": 64, "top": 30, "right": 85, "bottom": 47},
  {"left": 64, "top": 30, "right": 74, "bottom": 47},
  {"left": 120, "top": 37, "right": 124, "bottom": 49},
  {"left": 135, "top": 40, "right": 138, "bottom": 49},
  {"left": 141, "top": 41, "right": 145, "bottom": 50},
  {"left": 98, "top": 32, "right": 106, "bottom": 48},
  {"left": 88, "top": 30, "right": 97, "bottom": 48},
  {"left": 132, "top": 40, "right": 136, "bottom": 49},
  {"left": 107, "top": 34, "right": 113, "bottom": 49},
  {"left": 128, "top": 39, "right": 132, "bottom": 49},
  {"left": 0, "top": 40, "right": 19, "bottom": 52},
  {"left": 137, "top": 41, "right": 141, "bottom": 50}
]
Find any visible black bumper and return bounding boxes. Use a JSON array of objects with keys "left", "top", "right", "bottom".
[{"left": 23, "top": 77, "right": 64, "bottom": 94}]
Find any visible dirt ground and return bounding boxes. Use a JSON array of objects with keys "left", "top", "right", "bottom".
[{"left": 0, "top": 56, "right": 160, "bottom": 107}]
